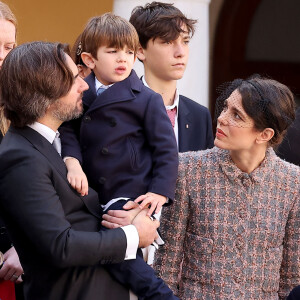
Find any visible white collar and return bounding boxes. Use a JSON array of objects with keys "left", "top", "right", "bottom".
[
  {"left": 95, "top": 76, "right": 114, "bottom": 91},
  {"left": 27, "top": 122, "right": 57, "bottom": 144},
  {"left": 141, "top": 76, "right": 179, "bottom": 111}
]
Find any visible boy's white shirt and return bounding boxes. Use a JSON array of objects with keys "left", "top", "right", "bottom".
[{"left": 95, "top": 77, "right": 114, "bottom": 90}]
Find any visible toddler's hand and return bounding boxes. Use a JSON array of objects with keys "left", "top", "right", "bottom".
[
  {"left": 134, "top": 192, "right": 167, "bottom": 216},
  {"left": 65, "top": 158, "right": 89, "bottom": 196}
]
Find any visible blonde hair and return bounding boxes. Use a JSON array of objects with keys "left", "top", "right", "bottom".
[
  {"left": 0, "top": 108, "right": 9, "bottom": 135},
  {"left": 0, "top": 1, "right": 17, "bottom": 32},
  {"left": 0, "top": 1, "right": 17, "bottom": 136}
]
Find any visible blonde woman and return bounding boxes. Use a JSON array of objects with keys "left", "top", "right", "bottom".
[
  {"left": 0, "top": 2, "right": 23, "bottom": 299},
  {"left": 0, "top": 1, "right": 17, "bottom": 141}
]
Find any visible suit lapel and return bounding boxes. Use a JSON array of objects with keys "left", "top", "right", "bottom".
[
  {"left": 13, "top": 127, "right": 100, "bottom": 218},
  {"left": 178, "top": 96, "right": 192, "bottom": 152},
  {"left": 15, "top": 126, "right": 68, "bottom": 180}
]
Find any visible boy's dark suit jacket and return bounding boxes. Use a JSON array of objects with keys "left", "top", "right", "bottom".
[
  {"left": 277, "top": 107, "right": 300, "bottom": 166},
  {"left": 60, "top": 70, "right": 178, "bottom": 204},
  {"left": 178, "top": 95, "right": 214, "bottom": 152},
  {"left": 0, "top": 126, "right": 129, "bottom": 300}
]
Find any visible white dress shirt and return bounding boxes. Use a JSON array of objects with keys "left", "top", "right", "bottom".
[{"left": 95, "top": 77, "right": 114, "bottom": 91}]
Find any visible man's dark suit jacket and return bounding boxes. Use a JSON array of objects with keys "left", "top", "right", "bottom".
[
  {"left": 178, "top": 95, "right": 214, "bottom": 152},
  {"left": 60, "top": 70, "right": 178, "bottom": 205},
  {"left": 277, "top": 107, "right": 300, "bottom": 166},
  {"left": 0, "top": 131, "right": 11, "bottom": 253},
  {"left": 0, "top": 126, "right": 129, "bottom": 300}
]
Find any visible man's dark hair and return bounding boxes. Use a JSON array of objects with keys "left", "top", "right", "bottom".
[
  {"left": 129, "top": 1, "right": 197, "bottom": 49},
  {"left": 0, "top": 41, "right": 74, "bottom": 128}
]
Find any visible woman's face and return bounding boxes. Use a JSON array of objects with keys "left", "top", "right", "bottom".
[
  {"left": 214, "top": 89, "right": 261, "bottom": 151},
  {"left": 0, "top": 19, "right": 16, "bottom": 69}
]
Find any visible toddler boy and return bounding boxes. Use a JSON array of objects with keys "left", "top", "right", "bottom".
[{"left": 59, "top": 13, "right": 178, "bottom": 300}]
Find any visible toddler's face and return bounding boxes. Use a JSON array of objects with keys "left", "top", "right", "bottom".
[{"left": 92, "top": 45, "right": 135, "bottom": 85}]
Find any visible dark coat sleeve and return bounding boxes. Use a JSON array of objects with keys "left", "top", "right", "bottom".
[
  {"left": 59, "top": 116, "right": 83, "bottom": 163},
  {"left": 0, "top": 148, "right": 127, "bottom": 268},
  {"left": 143, "top": 93, "right": 179, "bottom": 201},
  {"left": 59, "top": 73, "right": 96, "bottom": 163}
]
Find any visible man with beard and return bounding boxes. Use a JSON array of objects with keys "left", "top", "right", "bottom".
[{"left": 0, "top": 41, "right": 160, "bottom": 300}]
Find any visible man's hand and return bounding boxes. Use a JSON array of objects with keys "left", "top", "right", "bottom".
[
  {"left": 135, "top": 192, "right": 167, "bottom": 216},
  {"left": 101, "top": 201, "right": 141, "bottom": 228},
  {"left": 65, "top": 157, "right": 89, "bottom": 196},
  {"left": 132, "top": 209, "right": 160, "bottom": 248},
  {"left": 0, "top": 247, "right": 23, "bottom": 283},
  {"left": 101, "top": 201, "right": 160, "bottom": 248}
]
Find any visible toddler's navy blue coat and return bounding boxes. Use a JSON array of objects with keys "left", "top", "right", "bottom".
[{"left": 60, "top": 70, "right": 178, "bottom": 205}]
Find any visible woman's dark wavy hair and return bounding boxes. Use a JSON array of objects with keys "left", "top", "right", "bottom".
[
  {"left": 0, "top": 41, "right": 74, "bottom": 128},
  {"left": 215, "top": 75, "right": 296, "bottom": 146}
]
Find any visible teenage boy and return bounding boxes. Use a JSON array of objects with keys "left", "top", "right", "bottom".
[
  {"left": 130, "top": 1, "right": 214, "bottom": 152},
  {"left": 59, "top": 13, "right": 178, "bottom": 300}
]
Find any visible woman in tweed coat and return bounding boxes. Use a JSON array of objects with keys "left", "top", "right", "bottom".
[{"left": 154, "top": 76, "right": 300, "bottom": 300}]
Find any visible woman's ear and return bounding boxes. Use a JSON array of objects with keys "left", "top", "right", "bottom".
[
  {"left": 256, "top": 128, "right": 274, "bottom": 144},
  {"left": 81, "top": 52, "right": 95, "bottom": 69}
]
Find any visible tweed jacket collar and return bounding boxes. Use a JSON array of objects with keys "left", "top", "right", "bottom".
[{"left": 217, "top": 147, "right": 277, "bottom": 185}]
